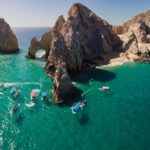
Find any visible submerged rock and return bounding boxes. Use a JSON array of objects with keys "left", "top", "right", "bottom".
[{"left": 0, "top": 18, "right": 19, "bottom": 54}]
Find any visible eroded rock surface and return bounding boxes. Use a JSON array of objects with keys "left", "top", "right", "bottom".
[
  {"left": 0, "top": 18, "right": 19, "bottom": 54},
  {"left": 28, "top": 3, "right": 150, "bottom": 102},
  {"left": 113, "top": 11, "right": 150, "bottom": 56}
]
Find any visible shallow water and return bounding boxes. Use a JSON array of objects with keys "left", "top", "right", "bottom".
[{"left": 0, "top": 27, "right": 150, "bottom": 150}]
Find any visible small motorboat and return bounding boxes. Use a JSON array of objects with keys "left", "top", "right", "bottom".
[
  {"left": 99, "top": 86, "right": 110, "bottom": 91},
  {"left": 41, "top": 92, "right": 47, "bottom": 100},
  {"left": 30, "top": 91, "right": 36, "bottom": 100},
  {"left": 15, "top": 90, "right": 21, "bottom": 97},
  {"left": 71, "top": 101, "right": 85, "bottom": 114},
  {"left": 10, "top": 87, "right": 17, "bottom": 94},
  {"left": 0, "top": 83, "right": 4, "bottom": 92},
  {"left": 12, "top": 104, "right": 21, "bottom": 113}
]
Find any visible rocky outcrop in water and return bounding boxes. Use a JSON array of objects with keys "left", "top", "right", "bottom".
[
  {"left": 28, "top": 3, "right": 122, "bottom": 102},
  {"left": 28, "top": 3, "right": 150, "bottom": 102},
  {"left": 0, "top": 18, "right": 19, "bottom": 54},
  {"left": 28, "top": 3, "right": 123, "bottom": 102},
  {"left": 113, "top": 10, "right": 150, "bottom": 56},
  {"left": 28, "top": 30, "right": 52, "bottom": 58},
  {"left": 52, "top": 61, "right": 75, "bottom": 102}
]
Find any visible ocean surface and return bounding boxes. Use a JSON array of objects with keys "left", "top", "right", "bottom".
[{"left": 0, "top": 27, "right": 150, "bottom": 150}]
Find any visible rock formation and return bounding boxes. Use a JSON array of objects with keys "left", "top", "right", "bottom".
[
  {"left": 0, "top": 18, "right": 19, "bottom": 54},
  {"left": 28, "top": 3, "right": 122, "bottom": 102},
  {"left": 113, "top": 10, "right": 150, "bottom": 56},
  {"left": 28, "top": 3, "right": 150, "bottom": 102}
]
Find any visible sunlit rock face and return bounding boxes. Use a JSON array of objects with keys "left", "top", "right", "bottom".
[
  {"left": 113, "top": 10, "right": 150, "bottom": 55},
  {"left": 0, "top": 18, "right": 19, "bottom": 54},
  {"left": 28, "top": 3, "right": 123, "bottom": 102}
]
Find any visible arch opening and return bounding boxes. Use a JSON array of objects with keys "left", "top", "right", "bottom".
[{"left": 35, "top": 49, "right": 46, "bottom": 59}]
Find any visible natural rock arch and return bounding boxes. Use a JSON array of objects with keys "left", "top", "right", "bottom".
[{"left": 27, "top": 31, "right": 52, "bottom": 59}]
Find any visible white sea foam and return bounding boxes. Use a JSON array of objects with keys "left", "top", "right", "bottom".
[
  {"left": 1, "top": 82, "right": 42, "bottom": 87},
  {"left": 81, "top": 88, "right": 92, "bottom": 97},
  {"left": 72, "top": 82, "right": 77, "bottom": 85},
  {"left": 0, "top": 130, "right": 3, "bottom": 146},
  {"left": 25, "top": 102, "right": 35, "bottom": 107}
]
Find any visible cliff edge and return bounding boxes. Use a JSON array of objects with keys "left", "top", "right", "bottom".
[
  {"left": 28, "top": 3, "right": 150, "bottom": 102},
  {"left": 0, "top": 18, "right": 19, "bottom": 54}
]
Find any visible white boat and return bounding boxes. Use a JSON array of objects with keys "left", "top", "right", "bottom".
[{"left": 99, "top": 86, "right": 110, "bottom": 91}]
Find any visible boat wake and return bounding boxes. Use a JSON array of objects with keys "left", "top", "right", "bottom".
[
  {"left": 1, "top": 82, "right": 42, "bottom": 87},
  {"left": 81, "top": 88, "right": 92, "bottom": 97},
  {"left": 25, "top": 102, "right": 35, "bottom": 107}
]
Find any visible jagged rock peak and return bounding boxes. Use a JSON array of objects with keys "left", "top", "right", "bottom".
[
  {"left": 28, "top": 2, "right": 122, "bottom": 102},
  {"left": 53, "top": 15, "right": 65, "bottom": 31},
  {"left": 68, "top": 3, "right": 109, "bottom": 26},
  {"left": 113, "top": 10, "right": 150, "bottom": 34},
  {"left": 0, "top": 18, "right": 19, "bottom": 54}
]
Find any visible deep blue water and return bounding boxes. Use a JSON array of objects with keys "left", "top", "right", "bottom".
[{"left": 0, "top": 27, "right": 150, "bottom": 150}]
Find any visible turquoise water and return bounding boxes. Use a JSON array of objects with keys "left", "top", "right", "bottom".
[{"left": 0, "top": 28, "right": 150, "bottom": 150}]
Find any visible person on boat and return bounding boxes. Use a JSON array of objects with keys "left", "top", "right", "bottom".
[
  {"left": 0, "top": 83, "right": 4, "bottom": 92},
  {"left": 41, "top": 92, "right": 47, "bottom": 100},
  {"left": 15, "top": 90, "right": 21, "bottom": 97},
  {"left": 10, "top": 86, "right": 17, "bottom": 94},
  {"left": 31, "top": 91, "right": 36, "bottom": 100}
]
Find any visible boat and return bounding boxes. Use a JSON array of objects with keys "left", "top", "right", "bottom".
[
  {"left": 143, "top": 58, "right": 150, "bottom": 63},
  {"left": 99, "top": 86, "right": 110, "bottom": 91},
  {"left": 41, "top": 92, "right": 47, "bottom": 100},
  {"left": 15, "top": 90, "right": 20, "bottom": 97},
  {"left": 71, "top": 101, "right": 85, "bottom": 114},
  {"left": 30, "top": 91, "right": 36, "bottom": 100},
  {"left": 12, "top": 104, "right": 21, "bottom": 113},
  {"left": 10, "top": 87, "right": 16, "bottom": 94},
  {"left": 0, "top": 83, "right": 4, "bottom": 92}
]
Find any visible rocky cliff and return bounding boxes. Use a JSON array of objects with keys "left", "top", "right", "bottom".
[
  {"left": 113, "top": 10, "right": 150, "bottom": 56},
  {"left": 28, "top": 3, "right": 121, "bottom": 102},
  {"left": 28, "top": 3, "right": 150, "bottom": 102},
  {"left": 0, "top": 18, "right": 19, "bottom": 54}
]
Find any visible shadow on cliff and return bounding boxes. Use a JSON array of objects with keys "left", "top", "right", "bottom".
[{"left": 72, "top": 68, "right": 116, "bottom": 84}]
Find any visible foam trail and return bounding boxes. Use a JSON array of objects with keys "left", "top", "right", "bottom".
[
  {"left": 32, "top": 89, "right": 41, "bottom": 94},
  {"left": 1, "top": 82, "right": 42, "bottom": 87},
  {"left": 81, "top": 88, "right": 92, "bottom": 97},
  {"left": 72, "top": 82, "right": 77, "bottom": 85},
  {"left": 25, "top": 102, "right": 35, "bottom": 107}
]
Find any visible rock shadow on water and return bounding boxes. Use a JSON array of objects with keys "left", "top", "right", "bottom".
[
  {"left": 14, "top": 113, "right": 24, "bottom": 125},
  {"left": 72, "top": 68, "right": 116, "bottom": 84},
  {"left": 77, "top": 112, "right": 90, "bottom": 126},
  {"left": 58, "top": 87, "right": 84, "bottom": 107}
]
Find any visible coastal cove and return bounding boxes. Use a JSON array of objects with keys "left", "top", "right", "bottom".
[{"left": 0, "top": 27, "right": 150, "bottom": 149}]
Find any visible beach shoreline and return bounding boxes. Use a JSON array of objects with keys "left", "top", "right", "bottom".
[{"left": 96, "top": 52, "right": 139, "bottom": 69}]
